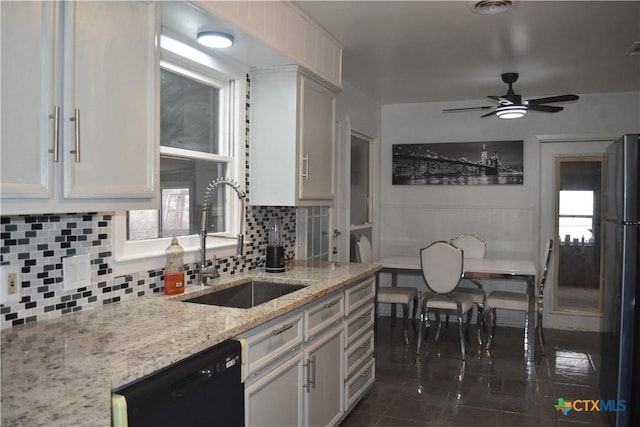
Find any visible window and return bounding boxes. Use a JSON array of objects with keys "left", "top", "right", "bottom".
[
  {"left": 558, "top": 190, "right": 595, "bottom": 245},
  {"left": 114, "top": 36, "right": 245, "bottom": 271}
]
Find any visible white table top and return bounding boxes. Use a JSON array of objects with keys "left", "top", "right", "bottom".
[{"left": 379, "top": 256, "right": 536, "bottom": 277}]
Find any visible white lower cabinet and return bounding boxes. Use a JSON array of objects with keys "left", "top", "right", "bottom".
[
  {"left": 240, "top": 276, "right": 375, "bottom": 426},
  {"left": 245, "top": 351, "right": 304, "bottom": 426},
  {"left": 305, "top": 324, "right": 344, "bottom": 427}
]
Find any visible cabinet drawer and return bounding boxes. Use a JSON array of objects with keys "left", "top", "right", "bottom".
[
  {"left": 240, "top": 311, "right": 304, "bottom": 376},
  {"left": 345, "top": 304, "right": 374, "bottom": 345},
  {"left": 345, "top": 330, "right": 374, "bottom": 380},
  {"left": 305, "top": 293, "right": 344, "bottom": 340},
  {"left": 344, "top": 277, "right": 375, "bottom": 316},
  {"left": 345, "top": 357, "right": 375, "bottom": 411}
]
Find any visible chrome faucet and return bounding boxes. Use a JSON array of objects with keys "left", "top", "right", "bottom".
[{"left": 199, "top": 178, "right": 246, "bottom": 283}]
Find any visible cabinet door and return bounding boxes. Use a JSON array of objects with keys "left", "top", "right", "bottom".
[
  {"left": 63, "top": 1, "right": 157, "bottom": 198},
  {"left": 305, "top": 325, "right": 344, "bottom": 427},
  {"left": 298, "top": 75, "right": 335, "bottom": 201},
  {"left": 245, "top": 352, "right": 304, "bottom": 427},
  {"left": 0, "top": 1, "right": 57, "bottom": 198}
]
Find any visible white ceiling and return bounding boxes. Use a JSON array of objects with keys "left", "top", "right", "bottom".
[{"left": 294, "top": 0, "right": 640, "bottom": 105}]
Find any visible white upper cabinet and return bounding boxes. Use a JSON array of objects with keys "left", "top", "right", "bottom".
[
  {"left": 0, "top": 1, "right": 159, "bottom": 215},
  {"left": 250, "top": 67, "right": 336, "bottom": 206}
]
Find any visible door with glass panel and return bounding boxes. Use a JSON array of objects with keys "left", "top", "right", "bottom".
[
  {"left": 349, "top": 132, "right": 373, "bottom": 261},
  {"left": 554, "top": 157, "right": 605, "bottom": 313}
]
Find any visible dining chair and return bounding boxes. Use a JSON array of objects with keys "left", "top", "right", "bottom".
[
  {"left": 450, "top": 234, "right": 487, "bottom": 344},
  {"left": 355, "top": 235, "right": 419, "bottom": 344},
  {"left": 416, "top": 241, "right": 474, "bottom": 360},
  {"left": 482, "top": 239, "right": 554, "bottom": 355}
]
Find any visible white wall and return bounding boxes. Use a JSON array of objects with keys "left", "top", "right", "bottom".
[{"left": 378, "top": 91, "right": 639, "bottom": 329}]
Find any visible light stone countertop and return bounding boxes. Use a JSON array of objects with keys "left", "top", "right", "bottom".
[{"left": 1, "top": 260, "right": 381, "bottom": 427}]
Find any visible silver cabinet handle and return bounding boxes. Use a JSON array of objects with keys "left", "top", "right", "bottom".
[
  {"left": 301, "top": 154, "right": 309, "bottom": 180},
  {"left": 303, "top": 358, "right": 311, "bottom": 392},
  {"left": 310, "top": 356, "right": 316, "bottom": 389},
  {"left": 48, "top": 106, "right": 60, "bottom": 162},
  {"left": 302, "top": 356, "right": 316, "bottom": 392},
  {"left": 271, "top": 323, "right": 293, "bottom": 335},
  {"left": 69, "top": 108, "right": 80, "bottom": 162},
  {"left": 324, "top": 299, "right": 339, "bottom": 309}
]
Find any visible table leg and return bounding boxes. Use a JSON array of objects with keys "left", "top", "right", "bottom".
[
  {"left": 526, "top": 274, "right": 536, "bottom": 362},
  {"left": 390, "top": 271, "right": 397, "bottom": 323}
]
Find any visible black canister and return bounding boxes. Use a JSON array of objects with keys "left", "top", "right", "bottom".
[{"left": 266, "top": 219, "right": 285, "bottom": 273}]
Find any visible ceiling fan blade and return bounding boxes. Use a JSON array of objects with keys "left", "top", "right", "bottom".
[
  {"left": 527, "top": 94, "right": 579, "bottom": 105},
  {"left": 527, "top": 104, "right": 564, "bottom": 113},
  {"left": 480, "top": 110, "right": 497, "bottom": 118},
  {"left": 443, "top": 106, "right": 492, "bottom": 113}
]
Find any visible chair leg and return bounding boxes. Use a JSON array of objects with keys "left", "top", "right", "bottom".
[
  {"left": 475, "top": 306, "right": 484, "bottom": 346},
  {"left": 536, "top": 311, "right": 545, "bottom": 356},
  {"left": 401, "top": 303, "right": 409, "bottom": 345},
  {"left": 483, "top": 308, "right": 496, "bottom": 350},
  {"left": 411, "top": 294, "right": 419, "bottom": 334},
  {"left": 465, "top": 309, "right": 472, "bottom": 344},
  {"left": 416, "top": 311, "right": 424, "bottom": 355},
  {"left": 434, "top": 313, "right": 442, "bottom": 341},
  {"left": 457, "top": 311, "right": 466, "bottom": 361}
]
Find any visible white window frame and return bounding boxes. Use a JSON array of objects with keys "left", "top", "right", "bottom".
[{"left": 113, "top": 35, "right": 247, "bottom": 275}]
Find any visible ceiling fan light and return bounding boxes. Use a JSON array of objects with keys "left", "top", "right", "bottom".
[
  {"left": 496, "top": 105, "right": 527, "bottom": 119},
  {"left": 197, "top": 31, "right": 234, "bottom": 48}
]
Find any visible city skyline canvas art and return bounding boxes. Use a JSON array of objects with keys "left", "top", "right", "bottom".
[{"left": 392, "top": 140, "right": 524, "bottom": 185}]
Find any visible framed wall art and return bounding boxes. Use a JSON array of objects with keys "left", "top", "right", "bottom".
[{"left": 392, "top": 140, "right": 524, "bottom": 185}]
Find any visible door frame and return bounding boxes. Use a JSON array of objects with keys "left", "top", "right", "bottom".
[{"left": 538, "top": 134, "right": 616, "bottom": 331}]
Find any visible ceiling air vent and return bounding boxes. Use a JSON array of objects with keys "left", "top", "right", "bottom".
[
  {"left": 468, "top": 0, "right": 514, "bottom": 15},
  {"left": 628, "top": 41, "right": 640, "bottom": 56}
]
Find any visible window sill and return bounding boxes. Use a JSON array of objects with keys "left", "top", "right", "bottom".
[{"left": 113, "top": 237, "right": 242, "bottom": 277}]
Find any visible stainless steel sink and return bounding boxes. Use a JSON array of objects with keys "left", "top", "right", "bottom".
[{"left": 183, "top": 281, "right": 306, "bottom": 309}]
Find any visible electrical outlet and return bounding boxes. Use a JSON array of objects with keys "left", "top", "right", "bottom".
[
  {"left": 7, "top": 273, "right": 17, "bottom": 295},
  {"left": 0, "top": 266, "right": 21, "bottom": 304}
]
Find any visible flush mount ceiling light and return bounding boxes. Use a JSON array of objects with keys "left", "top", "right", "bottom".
[
  {"left": 495, "top": 104, "right": 527, "bottom": 119},
  {"left": 197, "top": 31, "right": 234, "bottom": 49}
]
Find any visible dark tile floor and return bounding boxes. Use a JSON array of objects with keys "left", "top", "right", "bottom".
[{"left": 340, "top": 317, "right": 610, "bottom": 427}]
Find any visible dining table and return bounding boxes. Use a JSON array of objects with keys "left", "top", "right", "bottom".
[{"left": 376, "top": 255, "right": 539, "bottom": 361}]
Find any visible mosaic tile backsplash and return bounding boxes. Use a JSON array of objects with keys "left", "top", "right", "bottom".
[{"left": 0, "top": 207, "right": 295, "bottom": 329}]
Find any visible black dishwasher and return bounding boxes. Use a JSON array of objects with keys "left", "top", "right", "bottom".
[{"left": 112, "top": 340, "right": 243, "bottom": 427}]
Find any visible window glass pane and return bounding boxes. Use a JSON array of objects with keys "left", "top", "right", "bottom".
[
  {"left": 128, "top": 209, "right": 158, "bottom": 240},
  {"left": 127, "top": 156, "right": 226, "bottom": 240},
  {"left": 160, "top": 69, "right": 220, "bottom": 154},
  {"left": 559, "top": 191, "right": 594, "bottom": 216},
  {"left": 559, "top": 217, "right": 594, "bottom": 244},
  {"left": 350, "top": 135, "right": 370, "bottom": 225}
]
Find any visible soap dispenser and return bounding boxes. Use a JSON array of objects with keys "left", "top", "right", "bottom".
[{"left": 266, "top": 219, "right": 285, "bottom": 273}]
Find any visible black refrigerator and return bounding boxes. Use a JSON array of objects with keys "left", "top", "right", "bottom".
[{"left": 601, "top": 133, "right": 640, "bottom": 427}]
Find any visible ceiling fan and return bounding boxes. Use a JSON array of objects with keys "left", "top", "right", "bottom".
[{"left": 443, "top": 73, "right": 579, "bottom": 119}]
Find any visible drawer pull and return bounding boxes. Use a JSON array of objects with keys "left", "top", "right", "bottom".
[
  {"left": 272, "top": 324, "right": 294, "bottom": 335},
  {"left": 360, "top": 284, "right": 369, "bottom": 290},
  {"left": 359, "top": 313, "right": 369, "bottom": 320},
  {"left": 361, "top": 369, "right": 370, "bottom": 377},
  {"left": 324, "top": 300, "right": 339, "bottom": 309},
  {"left": 359, "top": 342, "right": 369, "bottom": 350}
]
